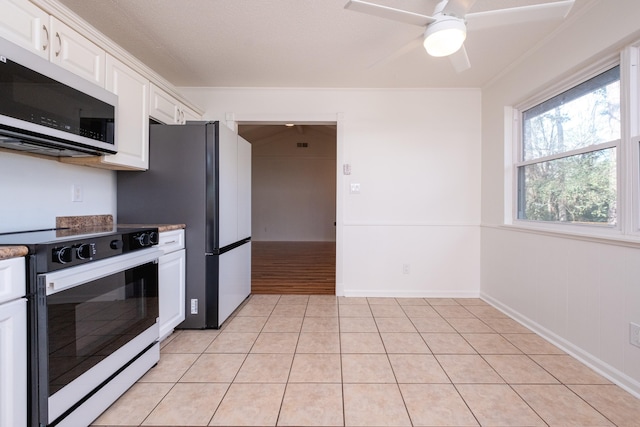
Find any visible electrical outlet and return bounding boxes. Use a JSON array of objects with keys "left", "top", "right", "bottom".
[
  {"left": 71, "top": 184, "right": 83, "bottom": 202},
  {"left": 190, "top": 299, "right": 198, "bottom": 315},
  {"left": 350, "top": 183, "right": 361, "bottom": 194},
  {"left": 402, "top": 264, "right": 410, "bottom": 275},
  {"left": 630, "top": 322, "right": 640, "bottom": 348}
]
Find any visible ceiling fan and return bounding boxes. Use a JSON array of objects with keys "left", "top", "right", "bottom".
[{"left": 345, "top": 0, "right": 575, "bottom": 72}]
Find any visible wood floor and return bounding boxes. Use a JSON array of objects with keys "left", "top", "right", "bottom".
[{"left": 251, "top": 241, "right": 336, "bottom": 294}]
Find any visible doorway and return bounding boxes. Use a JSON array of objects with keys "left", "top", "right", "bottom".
[{"left": 238, "top": 123, "right": 337, "bottom": 294}]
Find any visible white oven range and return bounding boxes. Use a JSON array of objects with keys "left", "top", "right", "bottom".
[{"left": 0, "top": 227, "right": 161, "bottom": 427}]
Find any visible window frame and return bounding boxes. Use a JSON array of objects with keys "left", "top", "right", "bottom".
[{"left": 505, "top": 45, "right": 640, "bottom": 240}]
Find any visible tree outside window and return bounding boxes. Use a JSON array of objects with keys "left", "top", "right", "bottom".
[{"left": 517, "top": 66, "right": 620, "bottom": 225}]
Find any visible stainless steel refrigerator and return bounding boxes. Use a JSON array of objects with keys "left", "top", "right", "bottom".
[{"left": 117, "top": 121, "right": 251, "bottom": 328}]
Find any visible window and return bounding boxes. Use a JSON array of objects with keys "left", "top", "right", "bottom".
[{"left": 516, "top": 66, "right": 621, "bottom": 226}]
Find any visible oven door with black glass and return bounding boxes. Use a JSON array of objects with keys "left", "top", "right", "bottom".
[{"left": 36, "top": 248, "right": 161, "bottom": 426}]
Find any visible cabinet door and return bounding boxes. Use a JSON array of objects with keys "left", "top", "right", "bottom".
[
  {"left": 49, "top": 17, "right": 105, "bottom": 86},
  {"left": 0, "top": 299, "right": 26, "bottom": 427},
  {"left": 149, "top": 83, "right": 180, "bottom": 124},
  {"left": 0, "top": 257, "right": 26, "bottom": 427},
  {"left": 158, "top": 229, "right": 185, "bottom": 254},
  {"left": 158, "top": 249, "right": 186, "bottom": 340},
  {"left": 0, "top": 0, "right": 50, "bottom": 58},
  {"left": 0, "top": 257, "right": 25, "bottom": 304},
  {"left": 103, "top": 55, "right": 150, "bottom": 170}
]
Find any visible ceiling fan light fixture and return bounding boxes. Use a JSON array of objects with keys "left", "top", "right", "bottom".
[{"left": 423, "top": 17, "right": 466, "bottom": 57}]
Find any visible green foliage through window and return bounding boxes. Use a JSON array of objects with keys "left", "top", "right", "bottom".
[{"left": 517, "top": 66, "right": 620, "bottom": 226}]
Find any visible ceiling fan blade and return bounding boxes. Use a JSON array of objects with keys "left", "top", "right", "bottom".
[
  {"left": 344, "top": 0, "right": 436, "bottom": 27},
  {"left": 368, "top": 35, "right": 423, "bottom": 69},
  {"left": 449, "top": 44, "right": 471, "bottom": 73},
  {"left": 442, "top": 0, "right": 477, "bottom": 18},
  {"left": 466, "top": 0, "right": 575, "bottom": 31}
]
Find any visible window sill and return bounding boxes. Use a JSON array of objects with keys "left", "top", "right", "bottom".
[{"left": 486, "top": 222, "right": 640, "bottom": 249}]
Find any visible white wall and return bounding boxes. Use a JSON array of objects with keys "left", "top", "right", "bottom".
[
  {"left": 181, "top": 87, "right": 481, "bottom": 297},
  {"left": 0, "top": 150, "right": 116, "bottom": 232},
  {"left": 251, "top": 127, "right": 336, "bottom": 242},
  {"left": 481, "top": 1, "right": 640, "bottom": 395}
]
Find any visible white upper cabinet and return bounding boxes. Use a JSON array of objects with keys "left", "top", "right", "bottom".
[
  {"left": 0, "top": 0, "right": 105, "bottom": 85},
  {"left": 150, "top": 83, "right": 201, "bottom": 124},
  {"left": 1, "top": 0, "right": 203, "bottom": 169},
  {"left": 49, "top": 17, "right": 105, "bottom": 86},
  {"left": 102, "top": 55, "right": 149, "bottom": 169},
  {"left": 149, "top": 83, "right": 180, "bottom": 124},
  {"left": 60, "top": 55, "right": 150, "bottom": 170},
  {"left": 0, "top": 0, "right": 49, "bottom": 58}
]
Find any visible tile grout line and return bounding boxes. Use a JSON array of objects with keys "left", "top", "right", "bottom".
[
  {"left": 93, "top": 295, "right": 637, "bottom": 427},
  {"left": 208, "top": 293, "right": 277, "bottom": 426},
  {"left": 274, "top": 297, "right": 308, "bottom": 427}
]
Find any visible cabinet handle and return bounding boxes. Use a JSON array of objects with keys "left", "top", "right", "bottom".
[
  {"left": 163, "top": 240, "right": 177, "bottom": 244},
  {"left": 41, "top": 24, "right": 49, "bottom": 51},
  {"left": 55, "top": 32, "right": 62, "bottom": 57}
]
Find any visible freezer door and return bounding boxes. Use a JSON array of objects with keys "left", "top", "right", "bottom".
[{"left": 218, "top": 241, "right": 251, "bottom": 326}]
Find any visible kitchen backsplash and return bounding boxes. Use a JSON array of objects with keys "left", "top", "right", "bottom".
[{"left": 0, "top": 150, "right": 116, "bottom": 233}]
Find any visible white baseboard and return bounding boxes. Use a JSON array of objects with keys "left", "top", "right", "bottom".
[{"left": 481, "top": 293, "right": 640, "bottom": 399}]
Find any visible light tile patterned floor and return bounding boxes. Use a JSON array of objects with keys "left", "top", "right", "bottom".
[{"left": 92, "top": 295, "right": 640, "bottom": 426}]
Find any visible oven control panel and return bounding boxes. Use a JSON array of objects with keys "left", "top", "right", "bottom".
[
  {"left": 49, "top": 237, "right": 122, "bottom": 270},
  {"left": 124, "top": 230, "right": 159, "bottom": 251},
  {"left": 39, "top": 228, "right": 159, "bottom": 273}
]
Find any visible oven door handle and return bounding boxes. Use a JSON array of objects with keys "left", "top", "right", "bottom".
[{"left": 39, "top": 248, "right": 163, "bottom": 296}]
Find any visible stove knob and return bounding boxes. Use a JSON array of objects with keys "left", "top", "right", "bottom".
[
  {"left": 53, "top": 246, "right": 73, "bottom": 264},
  {"left": 136, "top": 233, "right": 151, "bottom": 246},
  {"left": 149, "top": 231, "right": 159, "bottom": 245},
  {"left": 110, "top": 239, "right": 123, "bottom": 250},
  {"left": 76, "top": 243, "right": 96, "bottom": 260}
]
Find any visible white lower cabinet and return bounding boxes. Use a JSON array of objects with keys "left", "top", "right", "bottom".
[
  {"left": 158, "top": 230, "right": 186, "bottom": 340},
  {"left": 0, "top": 257, "right": 27, "bottom": 427}
]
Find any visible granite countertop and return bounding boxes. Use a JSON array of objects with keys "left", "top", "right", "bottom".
[
  {"left": 0, "top": 246, "right": 29, "bottom": 260},
  {"left": 57, "top": 215, "right": 186, "bottom": 233}
]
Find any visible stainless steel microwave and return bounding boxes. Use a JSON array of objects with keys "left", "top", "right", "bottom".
[{"left": 0, "top": 37, "right": 117, "bottom": 157}]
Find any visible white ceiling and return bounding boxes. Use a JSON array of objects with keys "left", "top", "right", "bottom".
[{"left": 55, "top": 0, "right": 588, "bottom": 88}]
